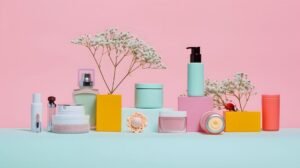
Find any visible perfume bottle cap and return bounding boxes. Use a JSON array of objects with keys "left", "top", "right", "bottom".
[
  {"left": 78, "top": 69, "right": 95, "bottom": 88},
  {"left": 32, "top": 93, "right": 42, "bottom": 103},
  {"left": 186, "top": 47, "right": 201, "bottom": 63},
  {"left": 82, "top": 73, "right": 93, "bottom": 87},
  {"left": 48, "top": 96, "right": 56, "bottom": 106}
]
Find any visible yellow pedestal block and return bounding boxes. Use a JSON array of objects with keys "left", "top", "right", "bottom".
[
  {"left": 224, "top": 111, "right": 261, "bottom": 132},
  {"left": 96, "top": 94, "right": 121, "bottom": 132}
]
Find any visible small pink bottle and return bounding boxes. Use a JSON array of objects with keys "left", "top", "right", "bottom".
[
  {"left": 47, "top": 96, "right": 56, "bottom": 132},
  {"left": 200, "top": 111, "right": 224, "bottom": 134},
  {"left": 262, "top": 95, "right": 280, "bottom": 131}
]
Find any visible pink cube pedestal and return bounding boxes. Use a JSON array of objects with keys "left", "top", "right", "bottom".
[{"left": 178, "top": 96, "right": 213, "bottom": 132}]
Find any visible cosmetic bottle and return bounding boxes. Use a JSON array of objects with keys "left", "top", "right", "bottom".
[
  {"left": 186, "top": 47, "right": 204, "bottom": 96},
  {"left": 47, "top": 96, "right": 56, "bottom": 132},
  {"left": 73, "top": 69, "right": 98, "bottom": 129},
  {"left": 31, "top": 93, "right": 43, "bottom": 133},
  {"left": 262, "top": 95, "right": 280, "bottom": 131}
]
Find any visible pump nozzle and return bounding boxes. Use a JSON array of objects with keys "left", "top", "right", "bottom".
[{"left": 186, "top": 47, "right": 201, "bottom": 63}]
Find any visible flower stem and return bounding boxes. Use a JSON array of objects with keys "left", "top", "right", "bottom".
[
  {"left": 111, "top": 64, "right": 142, "bottom": 93},
  {"left": 87, "top": 47, "right": 111, "bottom": 93},
  {"left": 111, "top": 56, "right": 118, "bottom": 93}
]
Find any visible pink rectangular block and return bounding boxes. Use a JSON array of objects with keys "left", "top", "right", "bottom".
[{"left": 178, "top": 96, "right": 213, "bottom": 132}]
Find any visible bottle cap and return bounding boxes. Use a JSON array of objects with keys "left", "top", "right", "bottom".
[
  {"left": 78, "top": 69, "right": 95, "bottom": 88},
  {"left": 82, "top": 73, "right": 93, "bottom": 87},
  {"left": 32, "top": 93, "right": 41, "bottom": 103},
  {"left": 262, "top": 94, "right": 280, "bottom": 99},
  {"left": 48, "top": 96, "right": 56, "bottom": 106}
]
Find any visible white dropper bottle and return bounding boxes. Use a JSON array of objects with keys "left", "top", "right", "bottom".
[{"left": 31, "top": 93, "right": 43, "bottom": 132}]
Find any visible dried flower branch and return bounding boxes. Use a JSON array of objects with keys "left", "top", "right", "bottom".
[
  {"left": 72, "top": 28, "right": 166, "bottom": 94},
  {"left": 205, "top": 73, "right": 256, "bottom": 112}
]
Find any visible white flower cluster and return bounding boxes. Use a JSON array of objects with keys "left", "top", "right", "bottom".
[
  {"left": 205, "top": 73, "right": 256, "bottom": 111},
  {"left": 72, "top": 28, "right": 165, "bottom": 69}
]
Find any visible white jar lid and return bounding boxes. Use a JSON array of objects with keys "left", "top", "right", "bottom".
[
  {"left": 53, "top": 115, "right": 89, "bottom": 125},
  {"left": 159, "top": 111, "right": 187, "bottom": 117},
  {"left": 57, "top": 104, "right": 85, "bottom": 114}
]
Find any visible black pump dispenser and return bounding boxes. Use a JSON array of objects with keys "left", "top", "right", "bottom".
[{"left": 186, "top": 47, "right": 201, "bottom": 63}]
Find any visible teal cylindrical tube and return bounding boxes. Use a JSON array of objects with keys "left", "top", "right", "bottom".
[{"left": 188, "top": 63, "right": 204, "bottom": 96}]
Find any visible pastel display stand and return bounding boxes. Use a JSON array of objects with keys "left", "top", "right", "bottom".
[
  {"left": 224, "top": 111, "right": 261, "bottom": 132},
  {"left": 96, "top": 95, "right": 122, "bottom": 132},
  {"left": 122, "top": 108, "right": 172, "bottom": 133},
  {"left": 1, "top": 129, "right": 300, "bottom": 168},
  {"left": 178, "top": 96, "right": 213, "bottom": 132}
]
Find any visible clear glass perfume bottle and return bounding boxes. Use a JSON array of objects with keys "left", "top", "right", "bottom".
[{"left": 73, "top": 69, "right": 98, "bottom": 130}]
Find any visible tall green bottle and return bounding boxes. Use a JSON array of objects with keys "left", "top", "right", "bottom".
[{"left": 73, "top": 69, "right": 98, "bottom": 129}]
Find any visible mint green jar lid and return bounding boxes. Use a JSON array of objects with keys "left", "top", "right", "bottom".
[{"left": 135, "top": 83, "right": 163, "bottom": 89}]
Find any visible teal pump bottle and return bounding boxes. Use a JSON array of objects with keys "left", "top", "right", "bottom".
[{"left": 186, "top": 47, "right": 204, "bottom": 96}]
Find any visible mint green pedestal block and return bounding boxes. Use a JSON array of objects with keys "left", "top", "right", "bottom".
[{"left": 122, "top": 108, "right": 172, "bottom": 133}]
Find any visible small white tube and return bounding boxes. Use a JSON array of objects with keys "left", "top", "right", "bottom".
[{"left": 31, "top": 93, "right": 43, "bottom": 133}]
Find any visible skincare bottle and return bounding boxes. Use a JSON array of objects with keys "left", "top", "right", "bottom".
[
  {"left": 73, "top": 69, "right": 98, "bottom": 129},
  {"left": 262, "top": 95, "right": 280, "bottom": 131},
  {"left": 31, "top": 93, "right": 43, "bottom": 133},
  {"left": 186, "top": 47, "right": 204, "bottom": 96},
  {"left": 47, "top": 96, "right": 56, "bottom": 132}
]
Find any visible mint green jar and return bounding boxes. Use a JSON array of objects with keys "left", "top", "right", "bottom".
[{"left": 135, "top": 83, "right": 163, "bottom": 109}]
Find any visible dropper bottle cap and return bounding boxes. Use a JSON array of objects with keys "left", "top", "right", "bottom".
[
  {"left": 48, "top": 96, "right": 56, "bottom": 107},
  {"left": 186, "top": 47, "right": 202, "bottom": 63}
]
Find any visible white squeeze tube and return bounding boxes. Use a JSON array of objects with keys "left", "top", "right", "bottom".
[{"left": 31, "top": 93, "right": 43, "bottom": 132}]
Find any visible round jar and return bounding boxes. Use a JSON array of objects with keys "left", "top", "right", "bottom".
[
  {"left": 159, "top": 111, "right": 187, "bottom": 133},
  {"left": 200, "top": 111, "right": 224, "bottom": 134},
  {"left": 135, "top": 83, "right": 163, "bottom": 109},
  {"left": 52, "top": 105, "right": 90, "bottom": 134}
]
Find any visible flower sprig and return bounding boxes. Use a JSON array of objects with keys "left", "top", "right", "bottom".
[
  {"left": 72, "top": 28, "right": 165, "bottom": 94},
  {"left": 205, "top": 73, "right": 256, "bottom": 112}
]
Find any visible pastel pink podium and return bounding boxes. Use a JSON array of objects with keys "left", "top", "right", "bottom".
[{"left": 178, "top": 96, "right": 213, "bottom": 132}]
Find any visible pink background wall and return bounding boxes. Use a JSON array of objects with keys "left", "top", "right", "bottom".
[{"left": 0, "top": 0, "right": 299, "bottom": 128}]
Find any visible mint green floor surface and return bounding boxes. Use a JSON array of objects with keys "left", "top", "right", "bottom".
[{"left": 0, "top": 129, "right": 299, "bottom": 168}]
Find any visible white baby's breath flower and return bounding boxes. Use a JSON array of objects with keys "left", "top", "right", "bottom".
[
  {"left": 72, "top": 28, "right": 166, "bottom": 94},
  {"left": 205, "top": 73, "right": 255, "bottom": 111}
]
